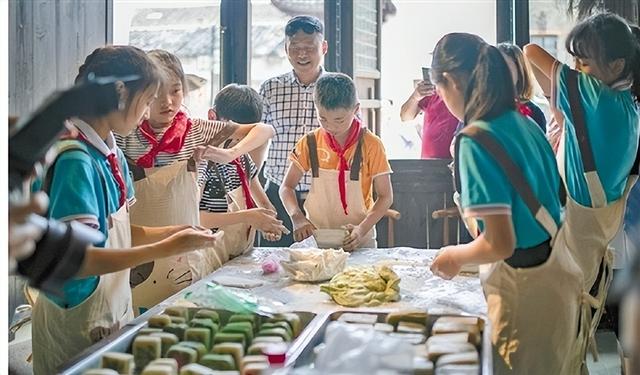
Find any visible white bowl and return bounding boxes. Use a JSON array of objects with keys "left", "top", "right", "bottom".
[{"left": 313, "top": 229, "right": 347, "bottom": 249}]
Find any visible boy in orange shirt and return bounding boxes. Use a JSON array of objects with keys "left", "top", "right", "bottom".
[{"left": 280, "top": 73, "right": 393, "bottom": 250}]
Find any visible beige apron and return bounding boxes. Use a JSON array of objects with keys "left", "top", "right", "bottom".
[
  {"left": 126, "top": 124, "right": 240, "bottom": 314},
  {"left": 205, "top": 156, "right": 258, "bottom": 268},
  {"left": 32, "top": 147, "right": 133, "bottom": 374},
  {"left": 557, "top": 69, "right": 639, "bottom": 357},
  {"left": 456, "top": 127, "right": 588, "bottom": 374},
  {"left": 303, "top": 129, "right": 376, "bottom": 248},
  {"left": 127, "top": 160, "right": 206, "bottom": 315}
]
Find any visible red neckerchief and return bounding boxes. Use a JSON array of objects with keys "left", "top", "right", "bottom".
[
  {"left": 517, "top": 102, "right": 533, "bottom": 118},
  {"left": 230, "top": 158, "right": 256, "bottom": 209},
  {"left": 75, "top": 133, "right": 128, "bottom": 208},
  {"left": 136, "top": 111, "right": 192, "bottom": 168},
  {"left": 324, "top": 118, "right": 362, "bottom": 215}
]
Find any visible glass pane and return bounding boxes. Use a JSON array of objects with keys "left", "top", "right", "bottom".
[
  {"left": 250, "top": 0, "right": 324, "bottom": 90},
  {"left": 113, "top": 0, "right": 221, "bottom": 119},
  {"left": 380, "top": 1, "right": 497, "bottom": 159},
  {"left": 530, "top": 0, "right": 577, "bottom": 63},
  {"left": 354, "top": 0, "right": 378, "bottom": 72}
]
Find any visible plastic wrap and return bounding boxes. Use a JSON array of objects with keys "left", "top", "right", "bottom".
[{"left": 281, "top": 249, "right": 350, "bottom": 282}]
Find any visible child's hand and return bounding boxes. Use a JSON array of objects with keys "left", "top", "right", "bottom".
[
  {"left": 163, "top": 226, "right": 216, "bottom": 255},
  {"left": 291, "top": 213, "right": 316, "bottom": 242},
  {"left": 247, "top": 208, "right": 288, "bottom": 234},
  {"left": 261, "top": 231, "right": 282, "bottom": 242},
  {"left": 430, "top": 246, "right": 462, "bottom": 280},
  {"left": 342, "top": 224, "right": 367, "bottom": 251},
  {"left": 192, "top": 145, "right": 239, "bottom": 164}
]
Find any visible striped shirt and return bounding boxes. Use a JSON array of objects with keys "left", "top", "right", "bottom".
[
  {"left": 116, "top": 118, "right": 236, "bottom": 211},
  {"left": 259, "top": 69, "right": 324, "bottom": 191},
  {"left": 199, "top": 155, "right": 259, "bottom": 215}
]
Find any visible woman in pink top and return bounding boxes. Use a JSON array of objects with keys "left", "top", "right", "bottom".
[{"left": 400, "top": 78, "right": 459, "bottom": 158}]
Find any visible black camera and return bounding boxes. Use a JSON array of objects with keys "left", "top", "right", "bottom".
[{"left": 9, "top": 74, "right": 139, "bottom": 296}]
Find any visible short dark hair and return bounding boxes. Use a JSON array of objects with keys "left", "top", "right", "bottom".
[
  {"left": 314, "top": 73, "right": 358, "bottom": 110},
  {"left": 214, "top": 84, "right": 263, "bottom": 124},
  {"left": 285, "top": 15, "right": 324, "bottom": 37}
]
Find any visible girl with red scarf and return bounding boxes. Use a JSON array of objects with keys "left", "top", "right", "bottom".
[
  {"left": 280, "top": 73, "right": 394, "bottom": 251},
  {"left": 116, "top": 50, "right": 284, "bottom": 312}
]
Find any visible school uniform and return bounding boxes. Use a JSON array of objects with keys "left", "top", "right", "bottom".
[
  {"left": 289, "top": 119, "right": 392, "bottom": 248},
  {"left": 455, "top": 111, "right": 586, "bottom": 374},
  {"left": 32, "top": 119, "right": 135, "bottom": 374},
  {"left": 550, "top": 63, "right": 640, "bottom": 346}
]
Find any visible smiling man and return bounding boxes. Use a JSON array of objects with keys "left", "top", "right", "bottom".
[{"left": 259, "top": 15, "right": 328, "bottom": 246}]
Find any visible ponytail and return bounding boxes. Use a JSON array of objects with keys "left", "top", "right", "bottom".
[
  {"left": 631, "top": 25, "right": 640, "bottom": 104},
  {"left": 464, "top": 44, "right": 516, "bottom": 124}
]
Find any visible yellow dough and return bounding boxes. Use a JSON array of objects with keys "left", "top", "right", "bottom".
[{"left": 320, "top": 266, "right": 401, "bottom": 307}]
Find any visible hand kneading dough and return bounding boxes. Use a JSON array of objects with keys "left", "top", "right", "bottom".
[{"left": 320, "top": 266, "right": 401, "bottom": 307}]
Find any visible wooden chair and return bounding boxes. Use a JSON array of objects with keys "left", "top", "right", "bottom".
[
  {"left": 431, "top": 207, "right": 460, "bottom": 246},
  {"left": 384, "top": 209, "right": 402, "bottom": 247}
]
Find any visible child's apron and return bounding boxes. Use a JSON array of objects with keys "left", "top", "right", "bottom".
[
  {"left": 205, "top": 155, "right": 257, "bottom": 268},
  {"left": 303, "top": 129, "right": 376, "bottom": 248},
  {"left": 126, "top": 125, "right": 238, "bottom": 314},
  {"left": 456, "top": 127, "right": 589, "bottom": 374},
  {"left": 557, "top": 70, "right": 639, "bottom": 354},
  {"left": 32, "top": 143, "right": 134, "bottom": 374}
]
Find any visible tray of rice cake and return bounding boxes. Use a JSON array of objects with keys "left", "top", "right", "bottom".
[
  {"left": 60, "top": 307, "right": 323, "bottom": 375},
  {"left": 290, "top": 309, "right": 492, "bottom": 375}
]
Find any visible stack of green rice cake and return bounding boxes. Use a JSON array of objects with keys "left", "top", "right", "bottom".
[{"left": 84, "top": 309, "right": 301, "bottom": 375}]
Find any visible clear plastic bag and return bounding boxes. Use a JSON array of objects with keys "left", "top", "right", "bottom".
[
  {"left": 280, "top": 248, "right": 349, "bottom": 282},
  {"left": 312, "top": 322, "right": 414, "bottom": 374},
  {"left": 183, "top": 282, "right": 274, "bottom": 316}
]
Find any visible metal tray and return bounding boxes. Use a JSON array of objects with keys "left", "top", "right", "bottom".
[
  {"left": 289, "top": 310, "right": 493, "bottom": 374},
  {"left": 59, "top": 308, "right": 321, "bottom": 374}
]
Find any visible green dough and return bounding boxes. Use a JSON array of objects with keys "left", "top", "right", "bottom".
[
  {"left": 166, "top": 345, "right": 197, "bottom": 369},
  {"left": 211, "top": 342, "right": 244, "bottom": 369},
  {"left": 149, "top": 332, "right": 179, "bottom": 356},
  {"left": 256, "top": 328, "right": 291, "bottom": 342},
  {"left": 267, "top": 313, "right": 302, "bottom": 337},
  {"left": 132, "top": 336, "right": 161, "bottom": 370},
  {"left": 100, "top": 352, "right": 134, "bottom": 374},
  {"left": 189, "top": 319, "right": 219, "bottom": 339},
  {"left": 164, "top": 306, "right": 189, "bottom": 320},
  {"left": 193, "top": 309, "right": 220, "bottom": 324},
  {"left": 185, "top": 328, "right": 212, "bottom": 350},
  {"left": 221, "top": 322, "right": 254, "bottom": 342},
  {"left": 227, "top": 314, "right": 259, "bottom": 329},
  {"left": 199, "top": 353, "right": 236, "bottom": 371},
  {"left": 320, "top": 266, "right": 401, "bottom": 307},
  {"left": 163, "top": 323, "right": 189, "bottom": 341},
  {"left": 178, "top": 341, "right": 207, "bottom": 361},
  {"left": 148, "top": 314, "right": 173, "bottom": 329},
  {"left": 213, "top": 332, "right": 246, "bottom": 348},
  {"left": 169, "top": 316, "right": 187, "bottom": 325},
  {"left": 260, "top": 322, "right": 292, "bottom": 337}
]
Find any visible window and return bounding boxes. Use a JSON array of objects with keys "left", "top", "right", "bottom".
[
  {"left": 530, "top": 0, "right": 576, "bottom": 63},
  {"left": 113, "top": 0, "right": 222, "bottom": 119},
  {"left": 380, "top": 1, "right": 497, "bottom": 159},
  {"left": 250, "top": 0, "right": 324, "bottom": 90}
]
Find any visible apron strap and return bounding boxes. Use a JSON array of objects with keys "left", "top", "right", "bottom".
[
  {"left": 125, "top": 155, "right": 146, "bottom": 182},
  {"left": 458, "top": 126, "right": 559, "bottom": 237},
  {"left": 567, "top": 69, "right": 607, "bottom": 207},
  {"left": 349, "top": 128, "right": 367, "bottom": 181},
  {"left": 43, "top": 140, "right": 111, "bottom": 219},
  {"left": 306, "top": 132, "right": 320, "bottom": 178}
]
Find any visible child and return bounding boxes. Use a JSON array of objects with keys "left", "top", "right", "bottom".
[
  {"left": 115, "top": 50, "right": 281, "bottom": 313},
  {"left": 279, "top": 73, "right": 393, "bottom": 251},
  {"left": 525, "top": 13, "right": 640, "bottom": 339},
  {"left": 497, "top": 43, "right": 547, "bottom": 132},
  {"left": 31, "top": 46, "right": 216, "bottom": 374},
  {"left": 200, "top": 84, "right": 288, "bottom": 267},
  {"left": 429, "top": 33, "right": 585, "bottom": 373}
]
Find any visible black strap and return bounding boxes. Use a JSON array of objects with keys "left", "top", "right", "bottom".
[
  {"left": 125, "top": 155, "right": 146, "bottom": 181},
  {"left": 208, "top": 155, "right": 253, "bottom": 196},
  {"left": 349, "top": 128, "right": 367, "bottom": 181},
  {"left": 307, "top": 133, "right": 320, "bottom": 178},
  {"left": 566, "top": 69, "right": 597, "bottom": 173}
]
